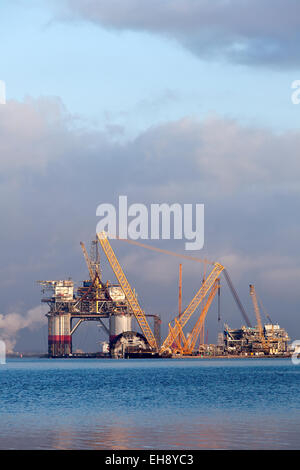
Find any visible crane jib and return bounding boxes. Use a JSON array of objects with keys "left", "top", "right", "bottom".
[
  {"left": 160, "top": 263, "right": 224, "bottom": 352},
  {"left": 97, "top": 232, "right": 158, "bottom": 350}
]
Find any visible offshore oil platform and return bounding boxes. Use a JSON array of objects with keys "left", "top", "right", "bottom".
[
  {"left": 220, "top": 284, "right": 289, "bottom": 355},
  {"left": 38, "top": 235, "right": 161, "bottom": 358},
  {"left": 38, "top": 233, "right": 290, "bottom": 358}
]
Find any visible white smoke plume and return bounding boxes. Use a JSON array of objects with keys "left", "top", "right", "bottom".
[{"left": 0, "top": 305, "right": 47, "bottom": 353}]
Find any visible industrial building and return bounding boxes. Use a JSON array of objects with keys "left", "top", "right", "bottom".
[{"left": 222, "top": 323, "right": 290, "bottom": 356}]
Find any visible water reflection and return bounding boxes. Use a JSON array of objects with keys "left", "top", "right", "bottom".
[
  {"left": 1, "top": 412, "right": 299, "bottom": 450},
  {"left": 1, "top": 359, "right": 300, "bottom": 450}
]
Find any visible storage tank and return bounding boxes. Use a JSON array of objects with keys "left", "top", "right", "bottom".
[
  {"left": 48, "top": 313, "right": 72, "bottom": 357},
  {"left": 109, "top": 313, "right": 132, "bottom": 343}
]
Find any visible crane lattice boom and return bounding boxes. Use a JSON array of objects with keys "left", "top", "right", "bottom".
[
  {"left": 223, "top": 269, "right": 252, "bottom": 327},
  {"left": 97, "top": 232, "right": 157, "bottom": 350},
  {"left": 160, "top": 262, "right": 224, "bottom": 352},
  {"left": 80, "top": 241, "right": 94, "bottom": 280},
  {"left": 183, "top": 279, "right": 220, "bottom": 354},
  {"left": 249, "top": 284, "right": 268, "bottom": 351}
]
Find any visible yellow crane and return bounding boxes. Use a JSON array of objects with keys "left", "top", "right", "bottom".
[
  {"left": 167, "top": 317, "right": 188, "bottom": 354},
  {"left": 249, "top": 284, "right": 269, "bottom": 353},
  {"left": 97, "top": 232, "right": 158, "bottom": 350},
  {"left": 80, "top": 241, "right": 95, "bottom": 281},
  {"left": 160, "top": 262, "right": 224, "bottom": 354},
  {"left": 110, "top": 235, "right": 226, "bottom": 355},
  {"left": 96, "top": 234, "right": 248, "bottom": 356},
  {"left": 80, "top": 241, "right": 102, "bottom": 313},
  {"left": 115, "top": 236, "right": 212, "bottom": 265},
  {"left": 182, "top": 279, "right": 220, "bottom": 355},
  {"left": 166, "top": 280, "right": 220, "bottom": 355}
]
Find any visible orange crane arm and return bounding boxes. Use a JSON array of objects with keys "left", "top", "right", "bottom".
[
  {"left": 167, "top": 318, "right": 186, "bottom": 354},
  {"left": 115, "top": 236, "right": 213, "bottom": 265},
  {"left": 160, "top": 262, "right": 224, "bottom": 352},
  {"left": 97, "top": 232, "right": 157, "bottom": 350},
  {"left": 183, "top": 279, "right": 219, "bottom": 354}
]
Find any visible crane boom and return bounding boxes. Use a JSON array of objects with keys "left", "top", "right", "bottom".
[
  {"left": 160, "top": 262, "right": 224, "bottom": 352},
  {"left": 80, "top": 241, "right": 94, "bottom": 280},
  {"left": 249, "top": 284, "right": 268, "bottom": 351},
  {"left": 168, "top": 318, "right": 186, "bottom": 354},
  {"left": 223, "top": 269, "right": 252, "bottom": 327},
  {"left": 183, "top": 279, "right": 219, "bottom": 354},
  {"left": 115, "top": 236, "right": 213, "bottom": 265},
  {"left": 257, "top": 296, "right": 273, "bottom": 324},
  {"left": 96, "top": 232, "right": 157, "bottom": 350},
  {"left": 90, "top": 239, "right": 101, "bottom": 279}
]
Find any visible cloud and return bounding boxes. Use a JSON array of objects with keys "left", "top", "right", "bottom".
[
  {"left": 0, "top": 96, "right": 111, "bottom": 174},
  {"left": 129, "top": 116, "right": 300, "bottom": 196},
  {"left": 219, "top": 252, "right": 300, "bottom": 291},
  {"left": 0, "top": 97, "right": 67, "bottom": 172},
  {"left": 1, "top": 95, "right": 300, "bottom": 346},
  {"left": 60, "top": 0, "right": 300, "bottom": 67},
  {"left": 2, "top": 98, "right": 300, "bottom": 197}
]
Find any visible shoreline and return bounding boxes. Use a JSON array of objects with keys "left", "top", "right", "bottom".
[{"left": 5, "top": 353, "right": 292, "bottom": 360}]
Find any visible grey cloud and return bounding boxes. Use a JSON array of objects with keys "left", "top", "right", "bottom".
[
  {"left": 0, "top": 96, "right": 112, "bottom": 174},
  {"left": 129, "top": 116, "right": 300, "bottom": 196},
  {"left": 2, "top": 99, "right": 299, "bottom": 195},
  {"left": 61, "top": 0, "right": 300, "bottom": 67}
]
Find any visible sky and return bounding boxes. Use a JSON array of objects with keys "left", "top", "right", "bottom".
[{"left": 0, "top": 0, "right": 300, "bottom": 352}]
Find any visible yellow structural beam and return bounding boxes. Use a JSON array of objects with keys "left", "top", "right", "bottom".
[{"left": 97, "top": 232, "right": 157, "bottom": 350}]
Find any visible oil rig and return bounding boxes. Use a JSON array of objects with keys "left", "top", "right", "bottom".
[
  {"left": 38, "top": 232, "right": 290, "bottom": 358},
  {"left": 38, "top": 235, "right": 161, "bottom": 358},
  {"left": 221, "top": 285, "right": 289, "bottom": 356}
]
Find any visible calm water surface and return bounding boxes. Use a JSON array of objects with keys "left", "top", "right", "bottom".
[{"left": 0, "top": 358, "right": 299, "bottom": 449}]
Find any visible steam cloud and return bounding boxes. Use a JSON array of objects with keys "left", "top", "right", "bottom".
[{"left": 0, "top": 305, "right": 47, "bottom": 353}]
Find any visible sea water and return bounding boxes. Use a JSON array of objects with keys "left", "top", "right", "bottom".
[{"left": 0, "top": 358, "right": 299, "bottom": 449}]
